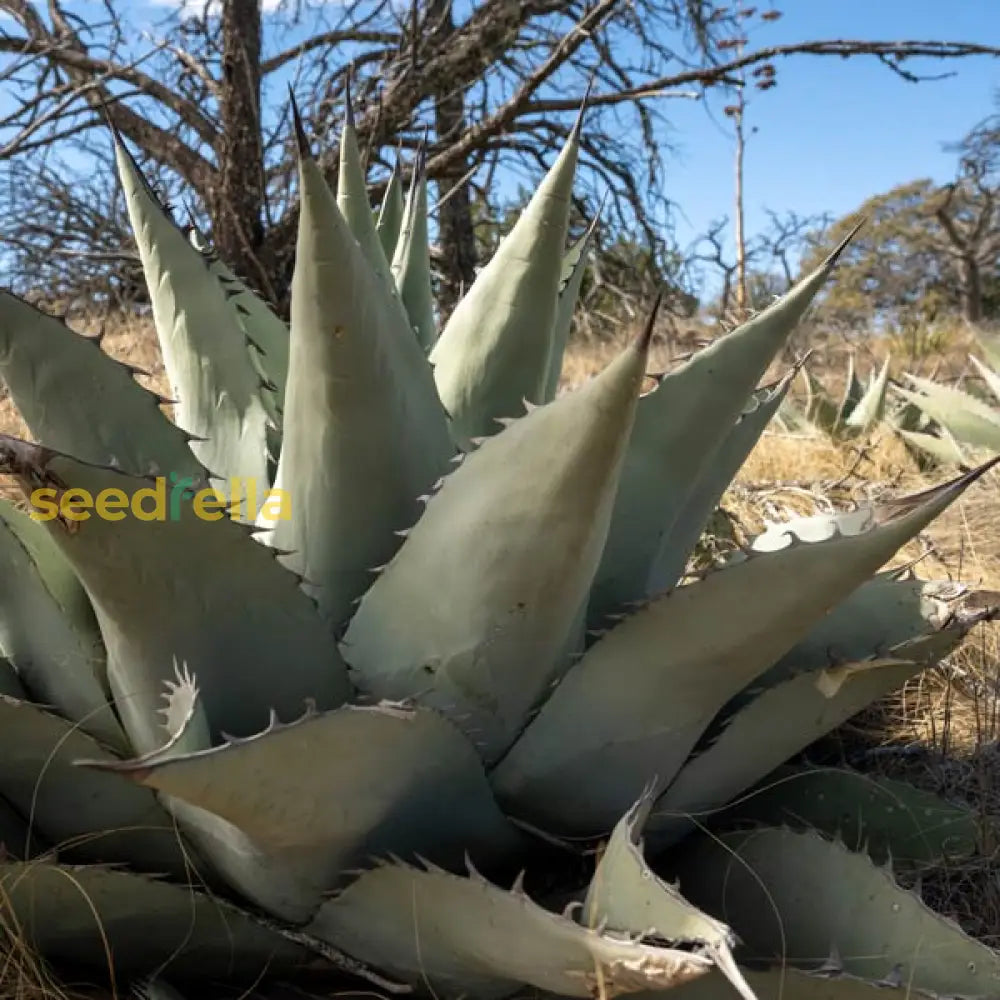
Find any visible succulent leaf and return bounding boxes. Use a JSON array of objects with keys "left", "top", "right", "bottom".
[
  {"left": 896, "top": 425, "right": 969, "bottom": 467},
  {"left": 429, "top": 125, "right": 580, "bottom": 442},
  {"left": 588, "top": 229, "right": 857, "bottom": 625},
  {"left": 893, "top": 374, "right": 1000, "bottom": 452},
  {"left": 0, "top": 860, "right": 309, "bottom": 981},
  {"left": 0, "top": 290, "right": 202, "bottom": 479},
  {"left": 0, "top": 501, "right": 122, "bottom": 748},
  {"left": 204, "top": 247, "right": 290, "bottom": 421},
  {"left": 258, "top": 123, "right": 453, "bottom": 629},
  {"left": 648, "top": 371, "right": 794, "bottom": 592},
  {"left": 583, "top": 789, "right": 756, "bottom": 1000},
  {"left": 376, "top": 156, "right": 406, "bottom": 262},
  {"left": 492, "top": 459, "right": 998, "bottom": 835},
  {"left": 707, "top": 765, "right": 979, "bottom": 865},
  {"left": 844, "top": 356, "right": 891, "bottom": 431},
  {"left": 647, "top": 653, "right": 972, "bottom": 850},
  {"left": 543, "top": 211, "right": 601, "bottom": 402},
  {"left": 336, "top": 105, "right": 395, "bottom": 286},
  {"left": 0, "top": 694, "right": 190, "bottom": 873},
  {"left": 112, "top": 128, "right": 272, "bottom": 516},
  {"left": 391, "top": 151, "right": 438, "bottom": 352},
  {"left": 835, "top": 352, "right": 865, "bottom": 429},
  {"left": 647, "top": 964, "right": 943, "bottom": 1000},
  {"left": 667, "top": 826, "right": 1000, "bottom": 997},
  {"left": 0, "top": 655, "right": 24, "bottom": 699},
  {"left": 343, "top": 318, "right": 653, "bottom": 762},
  {"left": 82, "top": 700, "right": 523, "bottom": 905},
  {"left": 307, "top": 856, "right": 714, "bottom": 1000},
  {"left": 969, "top": 354, "right": 1000, "bottom": 406},
  {"left": 801, "top": 367, "right": 841, "bottom": 432},
  {"left": 0, "top": 795, "right": 35, "bottom": 859},
  {"left": 0, "top": 436, "right": 349, "bottom": 755}
]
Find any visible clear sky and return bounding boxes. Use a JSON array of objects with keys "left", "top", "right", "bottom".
[
  {"left": 2, "top": 0, "right": 999, "bottom": 274},
  {"left": 659, "top": 0, "right": 1000, "bottom": 252}
]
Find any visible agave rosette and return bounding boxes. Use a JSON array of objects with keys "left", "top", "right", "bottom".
[{"left": 0, "top": 97, "right": 998, "bottom": 1000}]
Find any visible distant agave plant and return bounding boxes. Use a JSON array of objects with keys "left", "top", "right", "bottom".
[
  {"left": 0, "top": 93, "right": 999, "bottom": 1000},
  {"left": 891, "top": 329, "right": 1000, "bottom": 468},
  {"left": 775, "top": 353, "right": 892, "bottom": 439}
]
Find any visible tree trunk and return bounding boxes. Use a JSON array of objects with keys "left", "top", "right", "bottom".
[
  {"left": 960, "top": 256, "right": 983, "bottom": 323},
  {"left": 214, "top": 0, "right": 270, "bottom": 301},
  {"left": 427, "top": 0, "right": 479, "bottom": 320}
]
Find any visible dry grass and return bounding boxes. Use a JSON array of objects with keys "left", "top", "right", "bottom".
[{"left": 3, "top": 310, "right": 1000, "bottom": 992}]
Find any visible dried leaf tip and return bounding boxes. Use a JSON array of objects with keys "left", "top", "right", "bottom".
[
  {"left": 571, "top": 70, "right": 596, "bottom": 139},
  {"left": 344, "top": 64, "right": 355, "bottom": 129},
  {"left": 288, "top": 87, "right": 310, "bottom": 159},
  {"left": 635, "top": 289, "right": 663, "bottom": 354},
  {"left": 822, "top": 216, "right": 866, "bottom": 270}
]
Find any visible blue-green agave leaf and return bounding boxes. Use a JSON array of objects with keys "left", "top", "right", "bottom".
[
  {"left": 835, "top": 352, "right": 865, "bottom": 429},
  {"left": 0, "top": 500, "right": 122, "bottom": 749},
  {"left": 0, "top": 795, "right": 34, "bottom": 859},
  {"left": 336, "top": 100, "right": 394, "bottom": 287},
  {"left": 582, "top": 789, "right": 756, "bottom": 1000},
  {"left": 84, "top": 700, "right": 523, "bottom": 907},
  {"left": 343, "top": 313, "right": 655, "bottom": 763},
  {"left": 667, "top": 826, "right": 1000, "bottom": 997},
  {"left": 306, "top": 856, "right": 714, "bottom": 1000},
  {"left": 647, "top": 370, "right": 794, "bottom": 592},
  {"left": 0, "top": 656, "right": 24, "bottom": 699},
  {"left": 647, "top": 585, "right": 995, "bottom": 848},
  {"left": 969, "top": 354, "right": 1000, "bottom": 407},
  {"left": 843, "top": 356, "right": 891, "bottom": 432},
  {"left": 117, "top": 669, "right": 344, "bottom": 922},
  {"left": 543, "top": 210, "right": 602, "bottom": 402},
  {"left": 641, "top": 964, "right": 943, "bottom": 1000},
  {"left": 391, "top": 151, "right": 437, "bottom": 352},
  {"left": 429, "top": 123, "right": 581, "bottom": 443},
  {"left": 112, "top": 127, "right": 271, "bottom": 518},
  {"left": 0, "top": 860, "right": 309, "bottom": 982},
  {"left": 0, "top": 291, "right": 202, "bottom": 480},
  {"left": 258, "top": 112, "right": 453, "bottom": 629},
  {"left": 199, "top": 237, "right": 289, "bottom": 422},
  {"left": 491, "top": 457, "right": 999, "bottom": 835},
  {"left": 893, "top": 374, "right": 1000, "bottom": 452},
  {"left": 0, "top": 435, "right": 349, "bottom": 755},
  {"left": 376, "top": 156, "right": 406, "bottom": 262},
  {"left": 588, "top": 227, "right": 858, "bottom": 625},
  {"left": 0, "top": 694, "right": 189, "bottom": 873},
  {"left": 707, "top": 765, "right": 979, "bottom": 866}
]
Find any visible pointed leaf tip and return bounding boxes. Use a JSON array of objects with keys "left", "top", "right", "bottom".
[
  {"left": 572, "top": 71, "right": 596, "bottom": 139},
  {"left": 824, "top": 217, "right": 865, "bottom": 270},
  {"left": 344, "top": 64, "right": 355, "bottom": 129},
  {"left": 636, "top": 290, "right": 663, "bottom": 353},
  {"left": 288, "top": 87, "right": 310, "bottom": 159}
]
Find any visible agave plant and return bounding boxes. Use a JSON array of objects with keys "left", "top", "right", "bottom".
[
  {"left": 0, "top": 95, "right": 999, "bottom": 1000},
  {"left": 891, "top": 329, "right": 1000, "bottom": 468},
  {"left": 775, "top": 354, "right": 892, "bottom": 439}
]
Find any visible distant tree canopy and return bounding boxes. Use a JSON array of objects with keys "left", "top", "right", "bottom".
[{"left": 800, "top": 100, "right": 1000, "bottom": 332}]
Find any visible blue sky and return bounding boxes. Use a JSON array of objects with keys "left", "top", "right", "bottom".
[
  {"left": 2, "top": 0, "right": 998, "bottom": 280},
  {"left": 134, "top": 0, "right": 999, "bottom": 253},
  {"left": 658, "top": 0, "right": 1000, "bottom": 252}
]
